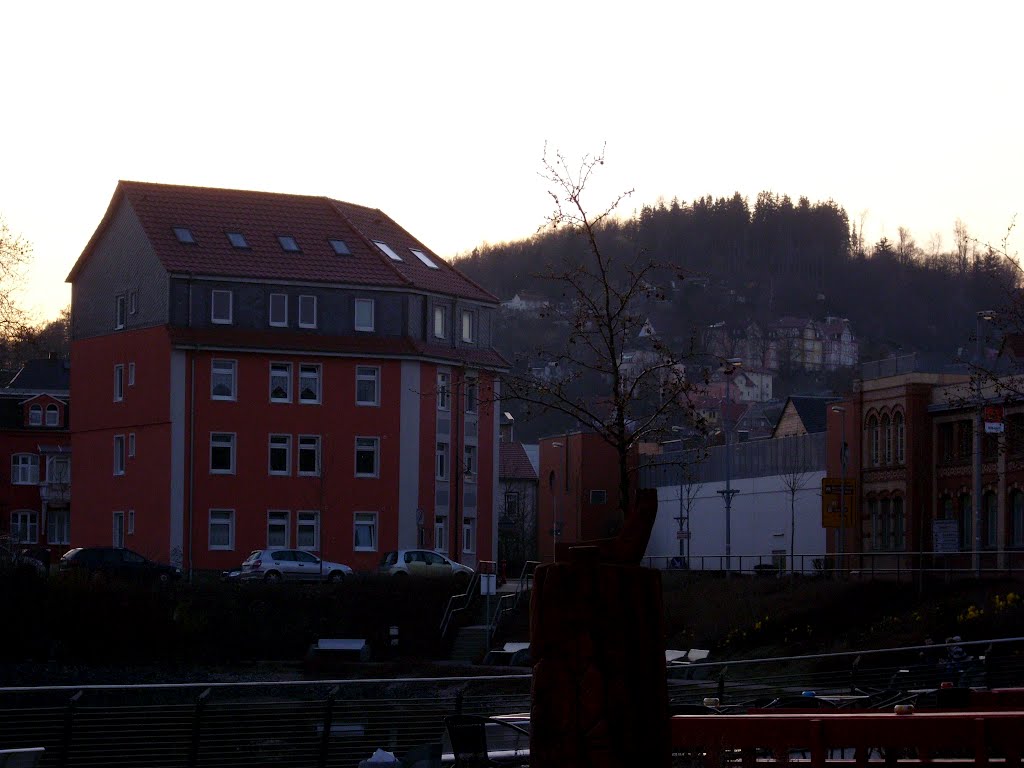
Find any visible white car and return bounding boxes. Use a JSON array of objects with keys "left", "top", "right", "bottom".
[
  {"left": 240, "top": 548, "right": 352, "bottom": 582},
  {"left": 379, "top": 549, "right": 474, "bottom": 588}
]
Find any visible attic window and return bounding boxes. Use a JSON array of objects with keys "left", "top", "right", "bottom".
[
  {"left": 227, "top": 232, "right": 249, "bottom": 249},
  {"left": 410, "top": 249, "right": 440, "bottom": 269},
  {"left": 173, "top": 227, "right": 196, "bottom": 244},
  {"left": 329, "top": 239, "right": 352, "bottom": 256},
  {"left": 373, "top": 240, "right": 402, "bottom": 261},
  {"left": 278, "top": 236, "right": 301, "bottom": 253}
]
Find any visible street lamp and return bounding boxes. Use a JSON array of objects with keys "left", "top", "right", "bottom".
[
  {"left": 831, "top": 405, "right": 847, "bottom": 576},
  {"left": 717, "top": 358, "right": 742, "bottom": 577},
  {"left": 974, "top": 310, "right": 995, "bottom": 577}
]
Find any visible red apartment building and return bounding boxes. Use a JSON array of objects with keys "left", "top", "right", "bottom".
[
  {"left": 67, "top": 182, "right": 505, "bottom": 576},
  {"left": 0, "top": 359, "right": 72, "bottom": 566}
]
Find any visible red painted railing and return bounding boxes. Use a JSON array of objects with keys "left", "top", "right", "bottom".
[{"left": 671, "top": 711, "right": 1024, "bottom": 766}]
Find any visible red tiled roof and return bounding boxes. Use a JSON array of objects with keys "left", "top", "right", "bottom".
[
  {"left": 500, "top": 441, "right": 538, "bottom": 480},
  {"left": 168, "top": 327, "right": 510, "bottom": 371},
  {"left": 68, "top": 181, "right": 498, "bottom": 304}
]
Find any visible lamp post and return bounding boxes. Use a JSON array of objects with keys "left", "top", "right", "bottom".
[
  {"left": 974, "top": 310, "right": 994, "bottom": 577},
  {"left": 831, "top": 405, "right": 847, "bottom": 577},
  {"left": 717, "top": 358, "right": 742, "bottom": 577}
]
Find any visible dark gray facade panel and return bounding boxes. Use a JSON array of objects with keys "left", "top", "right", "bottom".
[
  {"left": 408, "top": 295, "right": 425, "bottom": 339},
  {"left": 71, "top": 201, "right": 169, "bottom": 340}
]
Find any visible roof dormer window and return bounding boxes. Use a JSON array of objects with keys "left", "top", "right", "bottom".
[
  {"left": 329, "top": 239, "right": 352, "bottom": 256},
  {"left": 173, "top": 227, "right": 196, "bottom": 244},
  {"left": 373, "top": 240, "right": 402, "bottom": 261},
  {"left": 278, "top": 236, "right": 301, "bottom": 253},
  {"left": 410, "top": 249, "right": 440, "bottom": 269},
  {"left": 227, "top": 232, "right": 249, "bottom": 249}
]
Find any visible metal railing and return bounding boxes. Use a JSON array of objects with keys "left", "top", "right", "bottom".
[
  {"left": 486, "top": 561, "right": 540, "bottom": 653},
  {"left": 439, "top": 570, "right": 482, "bottom": 642}
]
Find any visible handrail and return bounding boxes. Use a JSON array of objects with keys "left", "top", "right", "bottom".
[
  {"left": 440, "top": 570, "right": 482, "bottom": 640},
  {"left": 486, "top": 560, "right": 540, "bottom": 653}
]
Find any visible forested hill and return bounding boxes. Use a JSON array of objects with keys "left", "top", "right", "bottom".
[{"left": 453, "top": 191, "right": 1018, "bottom": 364}]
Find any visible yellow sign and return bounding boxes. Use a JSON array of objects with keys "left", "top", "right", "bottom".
[{"left": 821, "top": 477, "right": 857, "bottom": 528}]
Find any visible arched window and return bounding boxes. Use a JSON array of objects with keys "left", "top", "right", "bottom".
[
  {"left": 1012, "top": 491, "right": 1024, "bottom": 548},
  {"left": 894, "top": 412, "right": 905, "bottom": 464},
  {"left": 881, "top": 414, "right": 892, "bottom": 465},
  {"left": 28, "top": 404, "right": 42, "bottom": 426},
  {"left": 45, "top": 404, "right": 59, "bottom": 426},
  {"left": 867, "top": 415, "right": 879, "bottom": 467}
]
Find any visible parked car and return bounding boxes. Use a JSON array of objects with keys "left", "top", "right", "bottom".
[
  {"left": 379, "top": 549, "right": 474, "bottom": 588},
  {"left": 239, "top": 548, "right": 353, "bottom": 582},
  {"left": 0, "top": 543, "right": 47, "bottom": 577},
  {"left": 59, "top": 547, "right": 182, "bottom": 583}
]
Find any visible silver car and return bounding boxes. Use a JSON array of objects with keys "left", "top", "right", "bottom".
[
  {"left": 379, "top": 549, "right": 473, "bottom": 588},
  {"left": 240, "top": 548, "right": 352, "bottom": 582}
]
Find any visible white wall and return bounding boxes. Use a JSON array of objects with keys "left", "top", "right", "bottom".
[{"left": 645, "top": 470, "right": 827, "bottom": 573}]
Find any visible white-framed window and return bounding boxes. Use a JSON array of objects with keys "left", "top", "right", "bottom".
[
  {"left": 267, "top": 510, "right": 290, "bottom": 548},
  {"left": 48, "top": 508, "right": 70, "bottom": 545},
  {"left": 894, "top": 411, "right": 905, "bottom": 465},
  {"left": 128, "top": 433, "right": 136, "bottom": 458},
  {"left": 113, "top": 435, "right": 126, "bottom": 476},
  {"left": 210, "top": 432, "right": 236, "bottom": 474},
  {"left": 211, "top": 289, "right": 233, "bottom": 324},
  {"left": 211, "top": 359, "right": 237, "bottom": 400},
  {"left": 209, "top": 509, "right": 235, "bottom": 550},
  {"left": 436, "top": 442, "right": 449, "bottom": 480},
  {"left": 270, "top": 362, "right": 292, "bottom": 402},
  {"left": 298, "top": 435, "right": 321, "bottom": 476},
  {"left": 299, "top": 295, "right": 317, "bottom": 328},
  {"left": 11, "top": 453, "right": 39, "bottom": 485},
  {"left": 356, "top": 366, "right": 380, "bottom": 406},
  {"left": 47, "top": 455, "right": 71, "bottom": 486},
  {"left": 11, "top": 510, "right": 38, "bottom": 544},
  {"left": 590, "top": 489, "right": 608, "bottom": 504},
  {"left": 437, "top": 372, "right": 450, "bottom": 411},
  {"left": 354, "top": 298, "right": 375, "bottom": 332},
  {"left": 465, "top": 379, "right": 478, "bottom": 414},
  {"left": 433, "top": 306, "right": 448, "bottom": 339},
  {"left": 129, "top": 291, "right": 138, "bottom": 315},
  {"left": 115, "top": 295, "right": 126, "bottom": 330},
  {"left": 297, "top": 511, "right": 320, "bottom": 550},
  {"left": 112, "top": 511, "right": 125, "bottom": 548},
  {"left": 463, "top": 518, "right": 476, "bottom": 554},
  {"left": 464, "top": 445, "right": 477, "bottom": 482},
  {"left": 269, "top": 434, "right": 291, "bottom": 475},
  {"left": 461, "top": 310, "right": 475, "bottom": 343},
  {"left": 269, "top": 293, "right": 288, "bottom": 327},
  {"left": 127, "top": 509, "right": 135, "bottom": 535},
  {"left": 355, "top": 437, "right": 379, "bottom": 478},
  {"left": 29, "top": 404, "right": 42, "bottom": 426},
  {"left": 45, "top": 404, "right": 59, "bottom": 427},
  {"left": 114, "top": 365, "right": 124, "bottom": 401},
  {"left": 299, "top": 364, "right": 321, "bottom": 404},
  {"left": 128, "top": 362, "right": 136, "bottom": 386},
  {"left": 354, "top": 511, "right": 378, "bottom": 551},
  {"left": 434, "top": 518, "right": 447, "bottom": 553}
]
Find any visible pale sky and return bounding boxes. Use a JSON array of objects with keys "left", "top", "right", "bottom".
[{"left": 2, "top": 1, "right": 1021, "bottom": 323}]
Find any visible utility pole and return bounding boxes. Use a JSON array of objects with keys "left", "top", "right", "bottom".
[
  {"left": 717, "top": 359, "right": 741, "bottom": 577},
  {"left": 974, "top": 310, "right": 994, "bottom": 577}
]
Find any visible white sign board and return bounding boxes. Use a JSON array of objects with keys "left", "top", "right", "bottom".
[
  {"left": 932, "top": 519, "right": 960, "bottom": 554},
  {"left": 985, "top": 422, "right": 1005, "bottom": 434},
  {"left": 480, "top": 574, "right": 497, "bottom": 596}
]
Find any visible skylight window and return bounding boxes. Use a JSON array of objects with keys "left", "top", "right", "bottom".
[
  {"left": 278, "top": 236, "right": 301, "bottom": 252},
  {"left": 373, "top": 240, "right": 402, "bottom": 261},
  {"left": 173, "top": 227, "right": 196, "bottom": 244},
  {"left": 329, "top": 239, "right": 352, "bottom": 256},
  {"left": 227, "top": 232, "right": 249, "bottom": 249},
  {"left": 410, "top": 249, "right": 440, "bottom": 269}
]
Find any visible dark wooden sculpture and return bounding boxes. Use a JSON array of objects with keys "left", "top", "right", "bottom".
[{"left": 530, "top": 488, "right": 670, "bottom": 768}]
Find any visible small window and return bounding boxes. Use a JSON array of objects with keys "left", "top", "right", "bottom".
[
  {"left": 113, "top": 435, "right": 126, "bottom": 476},
  {"left": 11, "top": 454, "right": 39, "bottom": 485},
  {"left": 411, "top": 248, "right": 440, "bottom": 269},
  {"left": 465, "top": 379, "right": 478, "bottom": 414},
  {"left": 298, "top": 435, "right": 321, "bottom": 476},
  {"left": 269, "top": 294, "right": 288, "bottom": 327},
  {"left": 354, "top": 511, "right": 378, "bottom": 551},
  {"left": 128, "top": 433, "right": 136, "bottom": 458},
  {"left": 278, "top": 235, "right": 301, "bottom": 252},
  {"left": 356, "top": 366, "right": 379, "bottom": 406},
  {"left": 329, "top": 239, "right": 352, "bottom": 256},
  {"left": 463, "top": 519, "right": 476, "bottom": 554},
  {"left": 115, "top": 295, "right": 126, "bottom": 330},
  {"left": 128, "top": 362, "right": 136, "bottom": 386},
  {"left": 297, "top": 511, "right": 320, "bottom": 549},
  {"left": 211, "top": 359, "right": 236, "bottom": 400},
  {"left": 129, "top": 291, "right": 138, "bottom": 315},
  {"left": 434, "top": 519, "right": 446, "bottom": 553},
  {"left": 267, "top": 510, "right": 290, "bottom": 548},
  {"left": 270, "top": 362, "right": 292, "bottom": 402},
  {"left": 209, "top": 510, "right": 235, "bottom": 550},
  {"left": 299, "top": 364, "right": 321, "bottom": 404},
  {"left": 210, "top": 432, "right": 236, "bottom": 474},
  {"left": 211, "top": 290, "right": 233, "bottom": 324},
  {"left": 114, "top": 365, "right": 124, "bottom": 401},
  {"left": 437, "top": 372, "right": 450, "bottom": 411},
  {"left": 28, "top": 404, "right": 42, "bottom": 426},
  {"left": 354, "top": 298, "right": 375, "bottom": 332},
  {"left": 112, "top": 512, "right": 125, "bottom": 548},
  {"left": 436, "top": 442, "right": 449, "bottom": 481},
  {"left": 127, "top": 510, "right": 135, "bottom": 536},
  {"left": 355, "top": 437, "right": 379, "bottom": 477},
  {"left": 433, "top": 306, "right": 448, "bottom": 339},
  {"left": 45, "top": 404, "right": 59, "bottom": 427},
  {"left": 227, "top": 232, "right": 249, "bottom": 249},
  {"left": 461, "top": 310, "right": 475, "bottom": 343},
  {"left": 590, "top": 489, "right": 608, "bottom": 504},
  {"left": 464, "top": 445, "right": 477, "bottom": 481},
  {"left": 269, "top": 434, "right": 291, "bottom": 475},
  {"left": 298, "top": 295, "right": 317, "bottom": 328},
  {"left": 373, "top": 240, "right": 402, "bottom": 261},
  {"left": 173, "top": 227, "right": 196, "bottom": 244}
]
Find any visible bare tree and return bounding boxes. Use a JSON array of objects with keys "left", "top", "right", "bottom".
[
  {"left": 503, "top": 145, "right": 706, "bottom": 519},
  {"left": 781, "top": 459, "right": 815, "bottom": 574},
  {"left": 0, "top": 217, "right": 32, "bottom": 366}
]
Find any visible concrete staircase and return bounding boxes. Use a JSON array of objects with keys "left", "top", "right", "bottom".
[{"left": 446, "top": 587, "right": 526, "bottom": 663}]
